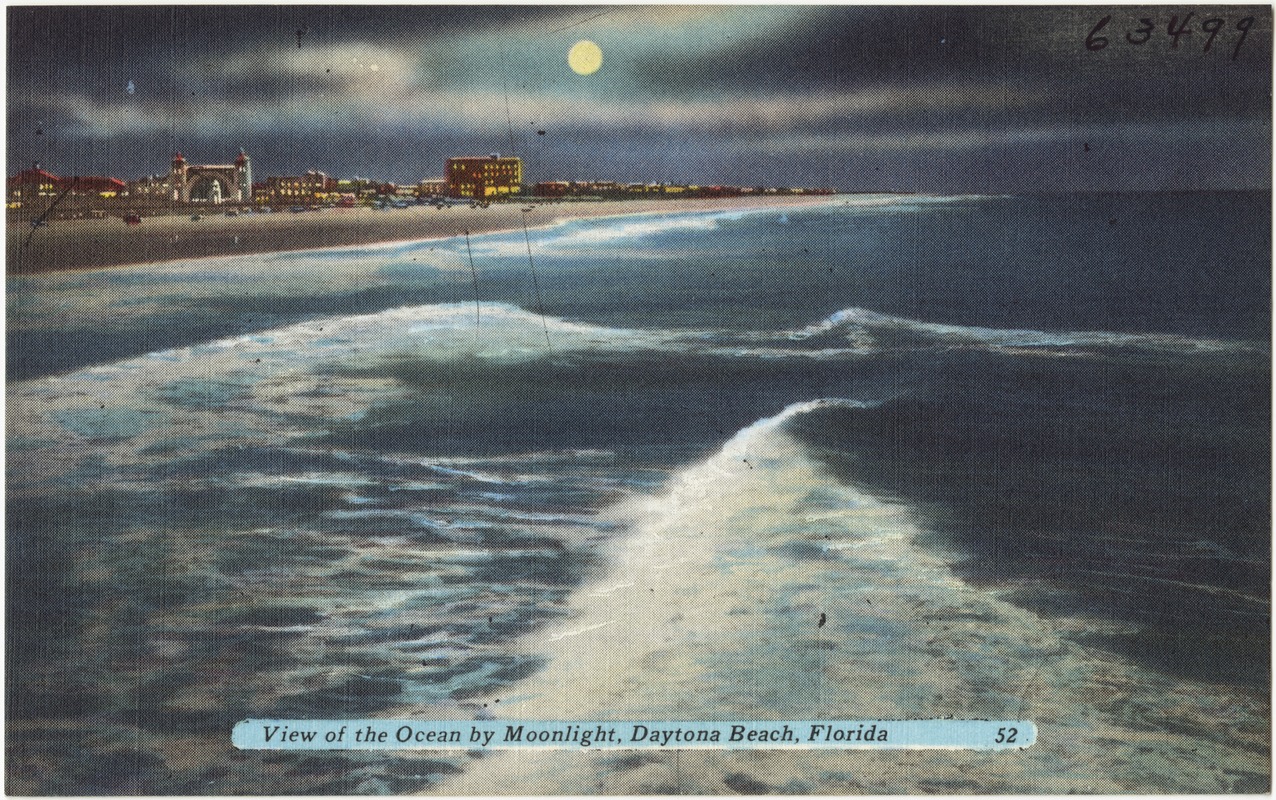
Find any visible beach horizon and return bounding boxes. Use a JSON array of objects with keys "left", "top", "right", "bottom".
[{"left": 6, "top": 195, "right": 837, "bottom": 275}]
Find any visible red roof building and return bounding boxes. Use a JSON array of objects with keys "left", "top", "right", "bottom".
[
  {"left": 7, "top": 168, "right": 62, "bottom": 202},
  {"left": 66, "top": 175, "right": 127, "bottom": 195},
  {"left": 8, "top": 168, "right": 126, "bottom": 199}
]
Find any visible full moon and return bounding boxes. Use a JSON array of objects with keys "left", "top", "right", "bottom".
[{"left": 568, "top": 40, "right": 602, "bottom": 75}]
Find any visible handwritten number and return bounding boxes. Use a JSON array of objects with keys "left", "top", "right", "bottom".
[
  {"left": 1201, "top": 18, "right": 1224, "bottom": 52},
  {"left": 1166, "top": 14, "right": 1194, "bottom": 48},
  {"left": 1086, "top": 15, "right": 1111, "bottom": 51},
  {"left": 1092, "top": 13, "right": 1255, "bottom": 57},
  {"left": 1126, "top": 18, "right": 1154, "bottom": 44},
  {"left": 1234, "top": 17, "right": 1254, "bottom": 60}
]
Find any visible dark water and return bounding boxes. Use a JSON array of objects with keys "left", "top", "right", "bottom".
[{"left": 7, "top": 192, "right": 1270, "bottom": 793}]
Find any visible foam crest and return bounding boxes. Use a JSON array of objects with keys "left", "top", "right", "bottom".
[
  {"left": 467, "top": 208, "right": 767, "bottom": 258},
  {"left": 17, "top": 302, "right": 676, "bottom": 389},
  {"left": 712, "top": 397, "right": 871, "bottom": 461},
  {"left": 792, "top": 306, "right": 1246, "bottom": 355},
  {"left": 13, "top": 298, "right": 1251, "bottom": 457},
  {"left": 537, "top": 212, "right": 725, "bottom": 248}
]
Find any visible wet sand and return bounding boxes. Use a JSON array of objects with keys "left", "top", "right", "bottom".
[{"left": 6, "top": 196, "right": 831, "bottom": 274}]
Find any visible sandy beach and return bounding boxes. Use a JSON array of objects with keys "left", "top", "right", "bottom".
[{"left": 6, "top": 196, "right": 833, "bottom": 274}]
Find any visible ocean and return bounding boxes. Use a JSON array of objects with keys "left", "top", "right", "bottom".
[{"left": 6, "top": 192, "right": 1270, "bottom": 793}]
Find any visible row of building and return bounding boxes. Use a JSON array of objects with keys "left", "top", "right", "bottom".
[
  {"left": 6, "top": 151, "right": 522, "bottom": 213},
  {"left": 8, "top": 150, "right": 832, "bottom": 216},
  {"left": 530, "top": 181, "right": 835, "bottom": 199}
]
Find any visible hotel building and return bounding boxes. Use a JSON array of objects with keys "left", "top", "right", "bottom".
[{"left": 446, "top": 154, "right": 522, "bottom": 199}]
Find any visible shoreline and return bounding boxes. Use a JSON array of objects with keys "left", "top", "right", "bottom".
[{"left": 6, "top": 195, "right": 839, "bottom": 276}]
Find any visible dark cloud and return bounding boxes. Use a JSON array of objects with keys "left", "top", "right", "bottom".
[
  {"left": 7, "top": 6, "right": 1271, "bottom": 191},
  {"left": 629, "top": 6, "right": 1270, "bottom": 119}
]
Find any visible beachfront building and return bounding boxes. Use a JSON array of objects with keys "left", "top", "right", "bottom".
[
  {"left": 417, "top": 177, "right": 447, "bottom": 197},
  {"left": 697, "top": 185, "right": 745, "bottom": 198},
  {"left": 234, "top": 150, "right": 253, "bottom": 202},
  {"left": 7, "top": 167, "right": 127, "bottom": 211},
  {"left": 533, "top": 181, "right": 570, "bottom": 198},
  {"left": 336, "top": 178, "right": 380, "bottom": 200},
  {"left": 71, "top": 175, "right": 127, "bottom": 199},
  {"left": 126, "top": 174, "right": 172, "bottom": 201},
  {"left": 7, "top": 167, "right": 62, "bottom": 207},
  {"left": 168, "top": 151, "right": 253, "bottom": 204},
  {"left": 446, "top": 154, "right": 522, "bottom": 199},
  {"left": 263, "top": 171, "right": 338, "bottom": 205},
  {"left": 335, "top": 178, "right": 381, "bottom": 204}
]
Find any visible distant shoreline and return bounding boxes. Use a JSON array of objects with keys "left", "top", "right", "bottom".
[{"left": 6, "top": 195, "right": 839, "bottom": 275}]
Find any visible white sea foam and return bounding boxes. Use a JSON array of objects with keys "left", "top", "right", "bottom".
[
  {"left": 465, "top": 207, "right": 778, "bottom": 259},
  {"left": 14, "top": 300, "right": 1246, "bottom": 409},
  {"left": 439, "top": 398, "right": 1272, "bottom": 795},
  {"left": 791, "top": 306, "right": 1247, "bottom": 355},
  {"left": 9, "top": 299, "right": 1250, "bottom": 496},
  {"left": 532, "top": 213, "right": 725, "bottom": 249}
]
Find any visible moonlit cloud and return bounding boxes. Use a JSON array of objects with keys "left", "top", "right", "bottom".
[
  {"left": 753, "top": 119, "right": 1273, "bottom": 157},
  {"left": 36, "top": 77, "right": 1053, "bottom": 139},
  {"left": 7, "top": 6, "right": 1270, "bottom": 191},
  {"left": 217, "top": 43, "right": 423, "bottom": 86}
]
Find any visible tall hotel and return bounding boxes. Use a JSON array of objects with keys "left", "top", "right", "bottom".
[{"left": 446, "top": 154, "right": 522, "bottom": 199}]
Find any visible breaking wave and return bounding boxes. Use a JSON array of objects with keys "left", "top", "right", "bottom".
[{"left": 788, "top": 306, "right": 1249, "bottom": 355}]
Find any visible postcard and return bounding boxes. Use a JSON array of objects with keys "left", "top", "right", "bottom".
[{"left": 5, "top": 5, "right": 1271, "bottom": 794}]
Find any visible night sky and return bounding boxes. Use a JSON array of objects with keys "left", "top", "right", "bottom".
[{"left": 7, "top": 5, "right": 1272, "bottom": 192}]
